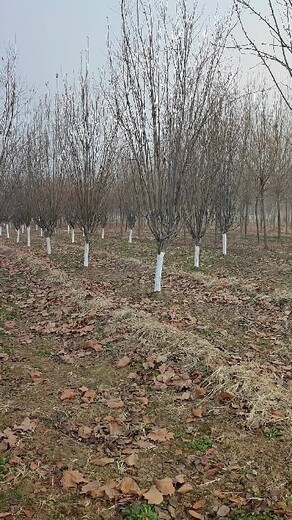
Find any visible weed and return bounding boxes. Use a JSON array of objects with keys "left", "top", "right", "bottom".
[
  {"left": 264, "top": 427, "right": 283, "bottom": 440},
  {"left": 3, "top": 346, "right": 13, "bottom": 354},
  {"left": 123, "top": 503, "right": 158, "bottom": 520},
  {"left": 287, "top": 470, "right": 292, "bottom": 479},
  {"left": 185, "top": 436, "right": 213, "bottom": 452},
  {"left": 0, "top": 456, "right": 10, "bottom": 481},
  {"left": 229, "top": 508, "right": 279, "bottom": 520},
  {"left": 36, "top": 348, "right": 52, "bottom": 357}
]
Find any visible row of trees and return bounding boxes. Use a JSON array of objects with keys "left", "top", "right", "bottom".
[{"left": 1, "top": 1, "right": 292, "bottom": 291}]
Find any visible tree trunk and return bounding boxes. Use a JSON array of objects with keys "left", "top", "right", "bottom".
[
  {"left": 260, "top": 189, "right": 267, "bottom": 249},
  {"left": 101, "top": 228, "right": 105, "bottom": 239},
  {"left": 27, "top": 226, "right": 31, "bottom": 247},
  {"left": 46, "top": 236, "right": 52, "bottom": 255},
  {"left": 244, "top": 203, "right": 249, "bottom": 238},
  {"left": 154, "top": 251, "right": 165, "bottom": 292},
  {"left": 6, "top": 224, "right": 9, "bottom": 239},
  {"left": 84, "top": 241, "right": 89, "bottom": 267},
  {"left": 222, "top": 233, "right": 227, "bottom": 255},
  {"left": 255, "top": 198, "right": 260, "bottom": 244},
  {"left": 16, "top": 229, "right": 20, "bottom": 243},
  {"left": 128, "top": 229, "right": 133, "bottom": 243},
  {"left": 71, "top": 228, "right": 75, "bottom": 244},
  {"left": 194, "top": 244, "right": 200, "bottom": 268},
  {"left": 277, "top": 198, "right": 281, "bottom": 240}
]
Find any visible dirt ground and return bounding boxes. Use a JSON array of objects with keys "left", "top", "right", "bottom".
[{"left": 0, "top": 227, "right": 291, "bottom": 520}]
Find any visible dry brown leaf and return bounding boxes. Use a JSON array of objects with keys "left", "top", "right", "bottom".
[
  {"left": 228, "top": 496, "right": 247, "bottom": 506},
  {"left": 155, "top": 477, "right": 175, "bottom": 496},
  {"left": 15, "top": 417, "right": 37, "bottom": 432},
  {"left": 189, "top": 511, "right": 204, "bottom": 519},
  {"left": 81, "top": 481, "right": 101, "bottom": 495},
  {"left": 78, "top": 426, "right": 92, "bottom": 439},
  {"left": 106, "top": 399, "right": 124, "bottom": 409},
  {"left": 218, "top": 391, "right": 234, "bottom": 402},
  {"left": 119, "top": 476, "right": 141, "bottom": 495},
  {"left": 83, "top": 338, "right": 102, "bottom": 352},
  {"left": 60, "top": 389, "right": 77, "bottom": 401},
  {"left": 125, "top": 453, "right": 139, "bottom": 467},
  {"left": 177, "top": 483, "right": 193, "bottom": 494},
  {"left": 24, "top": 510, "right": 34, "bottom": 519},
  {"left": 117, "top": 356, "right": 131, "bottom": 368},
  {"left": 61, "top": 470, "right": 87, "bottom": 489},
  {"left": 136, "top": 396, "right": 149, "bottom": 406},
  {"left": 192, "top": 407, "right": 203, "bottom": 418},
  {"left": 192, "top": 499, "right": 206, "bottom": 509},
  {"left": 3, "top": 428, "right": 17, "bottom": 448},
  {"left": 108, "top": 418, "right": 123, "bottom": 435},
  {"left": 143, "top": 485, "right": 164, "bottom": 505},
  {"left": 81, "top": 389, "right": 96, "bottom": 402},
  {"left": 92, "top": 457, "right": 115, "bottom": 467},
  {"left": 147, "top": 428, "right": 174, "bottom": 443},
  {"left": 195, "top": 387, "right": 206, "bottom": 398},
  {"left": 0, "top": 514, "right": 13, "bottom": 519}
]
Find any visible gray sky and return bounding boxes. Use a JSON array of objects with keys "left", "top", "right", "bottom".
[{"left": 0, "top": 0, "right": 271, "bottom": 92}]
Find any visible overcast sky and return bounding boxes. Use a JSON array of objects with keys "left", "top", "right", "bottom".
[{"left": 0, "top": 0, "right": 272, "bottom": 92}]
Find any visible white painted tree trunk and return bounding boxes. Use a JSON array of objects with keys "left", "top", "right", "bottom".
[
  {"left": 84, "top": 241, "right": 89, "bottom": 267},
  {"left": 101, "top": 228, "right": 105, "bottom": 239},
  {"left": 6, "top": 224, "right": 9, "bottom": 239},
  {"left": 21, "top": 225, "right": 24, "bottom": 234},
  {"left": 194, "top": 245, "right": 200, "bottom": 268},
  {"left": 40, "top": 228, "right": 43, "bottom": 238},
  {"left": 35, "top": 224, "right": 38, "bottom": 231},
  {"left": 67, "top": 224, "right": 70, "bottom": 234},
  {"left": 154, "top": 252, "right": 165, "bottom": 292},
  {"left": 129, "top": 229, "right": 133, "bottom": 243},
  {"left": 222, "top": 233, "right": 227, "bottom": 255},
  {"left": 71, "top": 228, "right": 75, "bottom": 244},
  {"left": 0, "top": 226, "right": 2, "bottom": 236},
  {"left": 27, "top": 226, "right": 31, "bottom": 247},
  {"left": 46, "top": 236, "right": 51, "bottom": 255},
  {"left": 16, "top": 229, "right": 20, "bottom": 243}
]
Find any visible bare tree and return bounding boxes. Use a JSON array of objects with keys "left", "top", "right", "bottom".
[
  {"left": 28, "top": 93, "right": 65, "bottom": 255},
  {"left": 109, "top": 0, "right": 231, "bottom": 291},
  {"left": 63, "top": 54, "right": 117, "bottom": 266},
  {"left": 235, "top": 0, "right": 292, "bottom": 108}
]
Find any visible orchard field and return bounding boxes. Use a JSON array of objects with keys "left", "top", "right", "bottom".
[{"left": 0, "top": 228, "right": 291, "bottom": 520}]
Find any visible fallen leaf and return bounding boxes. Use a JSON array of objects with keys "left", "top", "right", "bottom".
[
  {"left": 189, "top": 511, "right": 204, "bottom": 519},
  {"left": 218, "top": 391, "right": 234, "bottom": 402},
  {"left": 78, "top": 426, "right": 92, "bottom": 439},
  {"left": 117, "top": 356, "right": 131, "bottom": 368},
  {"left": 119, "top": 476, "right": 141, "bottom": 495},
  {"left": 15, "top": 417, "right": 37, "bottom": 432},
  {"left": 106, "top": 399, "right": 124, "bottom": 409},
  {"left": 192, "top": 499, "right": 206, "bottom": 509},
  {"left": 24, "top": 510, "right": 34, "bottom": 519},
  {"left": 81, "top": 389, "right": 96, "bottom": 403},
  {"left": 217, "top": 505, "right": 230, "bottom": 517},
  {"left": 228, "top": 496, "right": 247, "bottom": 506},
  {"left": 136, "top": 396, "right": 149, "bottom": 406},
  {"left": 125, "top": 453, "right": 139, "bottom": 467},
  {"left": 177, "top": 483, "right": 193, "bottom": 494},
  {"left": 92, "top": 457, "right": 115, "bottom": 467},
  {"left": 0, "top": 514, "right": 13, "bottom": 519},
  {"left": 60, "top": 389, "right": 77, "bottom": 401},
  {"left": 147, "top": 428, "right": 174, "bottom": 443},
  {"left": 195, "top": 387, "right": 206, "bottom": 398},
  {"left": 192, "top": 407, "right": 203, "bottom": 418},
  {"left": 81, "top": 481, "right": 101, "bottom": 495},
  {"left": 83, "top": 339, "right": 102, "bottom": 352},
  {"left": 108, "top": 418, "right": 123, "bottom": 435},
  {"left": 155, "top": 477, "right": 175, "bottom": 496},
  {"left": 3, "top": 428, "right": 17, "bottom": 448},
  {"left": 61, "top": 470, "right": 87, "bottom": 489},
  {"left": 143, "top": 485, "right": 164, "bottom": 505}
]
